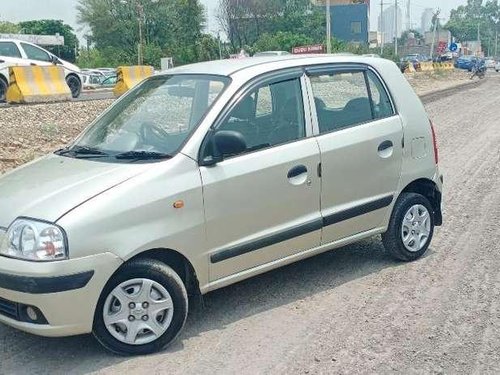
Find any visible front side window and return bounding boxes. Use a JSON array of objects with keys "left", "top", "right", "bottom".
[
  {"left": 21, "top": 43, "right": 51, "bottom": 62},
  {"left": 63, "top": 74, "right": 229, "bottom": 161},
  {"left": 311, "top": 71, "right": 373, "bottom": 133},
  {"left": 216, "top": 77, "right": 306, "bottom": 156},
  {"left": 0, "top": 42, "right": 22, "bottom": 58}
]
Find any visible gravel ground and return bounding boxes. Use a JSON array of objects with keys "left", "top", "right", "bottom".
[{"left": 1, "top": 71, "right": 498, "bottom": 375}]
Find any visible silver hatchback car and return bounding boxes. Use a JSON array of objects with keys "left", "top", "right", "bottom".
[{"left": 0, "top": 55, "right": 442, "bottom": 355}]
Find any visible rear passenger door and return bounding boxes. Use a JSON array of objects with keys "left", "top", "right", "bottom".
[{"left": 306, "top": 66, "right": 403, "bottom": 244}]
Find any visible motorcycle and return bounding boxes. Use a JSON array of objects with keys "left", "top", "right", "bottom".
[{"left": 470, "top": 64, "right": 487, "bottom": 79}]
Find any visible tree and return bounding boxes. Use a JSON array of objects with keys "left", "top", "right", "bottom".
[
  {"left": 218, "top": 0, "right": 325, "bottom": 52},
  {"left": 253, "top": 31, "right": 313, "bottom": 53},
  {"left": 18, "top": 20, "right": 79, "bottom": 62},
  {"left": 446, "top": 0, "right": 500, "bottom": 55},
  {"left": 0, "top": 21, "right": 20, "bottom": 34},
  {"left": 77, "top": 0, "right": 206, "bottom": 66}
]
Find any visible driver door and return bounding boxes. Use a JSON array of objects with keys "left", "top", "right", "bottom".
[{"left": 199, "top": 73, "right": 322, "bottom": 281}]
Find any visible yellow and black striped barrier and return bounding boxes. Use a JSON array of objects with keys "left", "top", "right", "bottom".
[
  {"left": 113, "top": 66, "right": 154, "bottom": 96},
  {"left": 6, "top": 66, "right": 72, "bottom": 104}
]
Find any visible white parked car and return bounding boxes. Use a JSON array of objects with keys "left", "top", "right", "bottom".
[
  {"left": 0, "top": 39, "right": 82, "bottom": 101},
  {"left": 495, "top": 61, "right": 500, "bottom": 72},
  {"left": 0, "top": 55, "right": 443, "bottom": 355}
]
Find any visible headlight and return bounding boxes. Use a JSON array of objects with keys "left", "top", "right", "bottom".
[{"left": 0, "top": 218, "right": 68, "bottom": 261}]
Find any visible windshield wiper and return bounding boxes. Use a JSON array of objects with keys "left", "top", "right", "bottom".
[
  {"left": 56, "top": 145, "right": 109, "bottom": 158},
  {"left": 114, "top": 151, "right": 172, "bottom": 160}
]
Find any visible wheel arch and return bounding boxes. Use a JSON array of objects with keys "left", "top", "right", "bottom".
[
  {"left": 65, "top": 72, "right": 81, "bottom": 84},
  {"left": 122, "top": 248, "right": 201, "bottom": 297},
  {"left": 400, "top": 178, "right": 442, "bottom": 226}
]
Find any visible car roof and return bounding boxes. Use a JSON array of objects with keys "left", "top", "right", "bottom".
[{"left": 164, "top": 54, "right": 389, "bottom": 77}]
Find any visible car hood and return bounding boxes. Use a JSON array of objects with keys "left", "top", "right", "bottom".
[
  {"left": 59, "top": 58, "right": 81, "bottom": 73},
  {"left": 0, "top": 154, "right": 149, "bottom": 228}
]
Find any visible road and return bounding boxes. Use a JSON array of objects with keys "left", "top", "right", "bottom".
[{"left": 1, "top": 75, "right": 499, "bottom": 375}]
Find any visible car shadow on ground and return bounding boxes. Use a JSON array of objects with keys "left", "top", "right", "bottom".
[{"left": 0, "top": 236, "right": 426, "bottom": 374}]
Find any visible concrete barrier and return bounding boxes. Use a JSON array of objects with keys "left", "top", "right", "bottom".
[
  {"left": 6, "top": 66, "right": 72, "bottom": 104},
  {"left": 419, "top": 62, "right": 434, "bottom": 72},
  {"left": 113, "top": 65, "right": 154, "bottom": 96},
  {"left": 404, "top": 62, "right": 416, "bottom": 74}
]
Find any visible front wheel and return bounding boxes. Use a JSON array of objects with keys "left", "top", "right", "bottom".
[
  {"left": 93, "top": 259, "right": 188, "bottom": 355},
  {"left": 382, "top": 193, "right": 435, "bottom": 262},
  {"left": 66, "top": 74, "right": 81, "bottom": 98}
]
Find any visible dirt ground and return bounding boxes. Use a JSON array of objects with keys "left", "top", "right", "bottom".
[{"left": 0, "top": 72, "right": 498, "bottom": 375}]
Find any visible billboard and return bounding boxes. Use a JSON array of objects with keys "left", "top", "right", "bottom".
[
  {"left": 0, "top": 34, "right": 65, "bottom": 46},
  {"left": 292, "top": 44, "right": 325, "bottom": 54},
  {"left": 311, "top": 0, "right": 370, "bottom": 8}
]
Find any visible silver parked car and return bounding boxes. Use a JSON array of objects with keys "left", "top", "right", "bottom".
[{"left": 0, "top": 55, "right": 443, "bottom": 355}]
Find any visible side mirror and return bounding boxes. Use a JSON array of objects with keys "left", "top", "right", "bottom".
[
  {"left": 199, "top": 130, "right": 247, "bottom": 167},
  {"left": 50, "top": 55, "right": 61, "bottom": 65},
  {"left": 214, "top": 130, "right": 247, "bottom": 156}
]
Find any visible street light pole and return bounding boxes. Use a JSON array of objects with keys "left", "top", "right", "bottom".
[
  {"left": 380, "top": 0, "right": 384, "bottom": 55},
  {"left": 326, "top": 0, "right": 332, "bottom": 53},
  {"left": 394, "top": 0, "right": 398, "bottom": 57},
  {"left": 137, "top": 2, "right": 144, "bottom": 65}
]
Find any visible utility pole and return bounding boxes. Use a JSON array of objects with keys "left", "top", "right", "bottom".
[
  {"left": 326, "top": 0, "right": 332, "bottom": 53},
  {"left": 430, "top": 9, "right": 440, "bottom": 59},
  {"left": 495, "top": 28, "right": 498, "bottom": 57},
  {"left": 406, "top": 0, "right": 411, "bottom": 31},
  {"left": 394, "top": 0, "right": 398, "bottom": 57},
  {"left": 380, "top": 0, "right": 384, "bottom": 55}
]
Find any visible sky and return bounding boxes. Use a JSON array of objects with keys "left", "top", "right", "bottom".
[{"left": 0, "top": 0, "right": 468, "bottom": 39}]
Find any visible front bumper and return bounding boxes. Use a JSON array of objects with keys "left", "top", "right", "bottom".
[{"left": 0, "top": 252, "right": 122, "bottom": 337}]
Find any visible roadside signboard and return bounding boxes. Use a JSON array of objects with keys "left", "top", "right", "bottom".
[
  {"left": 449, "top": 43, "right": 458, "bottom": 52},
  {"left": 292, "top": 44, "right": 325, "bottom": 54},
  {"left": 437, "top": 41, "right": 447, "bottom": 54}
]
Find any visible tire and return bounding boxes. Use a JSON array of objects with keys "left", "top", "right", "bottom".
[
  {"left": 66, "top": 74, "right": 81, "bottom": 98},
  {"left": 0, "top": 76, "right": 7, "bottom": 103},
  {"left": 93, "top": 259, "right": 188, "bottom": 356},
  {"left": 382, "top": 193, "right": 435, "bottom": 262}
]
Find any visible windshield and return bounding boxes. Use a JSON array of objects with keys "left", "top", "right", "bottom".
[{"left": 65, "top": 74, "right": 229, "bottom": 161}]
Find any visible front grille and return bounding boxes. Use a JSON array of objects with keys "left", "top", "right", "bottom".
[{"left": 0, "top": 296, "right": 19, "bottom": 320}]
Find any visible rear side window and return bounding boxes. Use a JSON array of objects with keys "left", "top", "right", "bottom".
[
  {"left": 310, "top": 71, "right": 373, "bottom": 133},
  {"left": 366, "top": 70, "right": 394, "bottom": 119},
  {"left": 0, "top": 42, "right": 22, "bottom": 58},
  {"left": 310, "top": 69, "right": 395, "bottom": 134}
]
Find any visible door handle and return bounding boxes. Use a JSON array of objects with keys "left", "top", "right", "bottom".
[
  {"left": 378, "top": 140, "right": 393, "bottom": 152},
  {"left": 287, "top": 165, "right": 308, "bottom": 179},
  {"left": 377, "top": 140, "right": 394, "bottom": 159}
]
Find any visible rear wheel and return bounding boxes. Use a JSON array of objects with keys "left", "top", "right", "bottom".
[
  {"left": 66, "top": 74, "right": 81, "bottom": 98},
  {"left": 0, "top": 76, "right": 7, "bottom": 103},
  {"left": 93, "top": 259, "right": 188, "bottom": 355},
  {"left": 382, "top": 193, "right": 434, "bottom": 261}
]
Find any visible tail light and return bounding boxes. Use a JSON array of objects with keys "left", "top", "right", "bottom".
[{"left": 429, "top": 119, "right": 439, "bottom": 165}]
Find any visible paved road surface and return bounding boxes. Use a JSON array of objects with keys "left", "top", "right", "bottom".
[
  {"left": 0, "top": 75, "right": 499, "bottom": 375},
  {"left": 78, "top": 89, "right": 114, "bottom": 101}
]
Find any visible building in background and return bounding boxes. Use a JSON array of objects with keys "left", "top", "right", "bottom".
[
  {"left": 313, "top": 0, "right": 370, "bottom": 44},
  {"left": 378, "top": 4, "right": 402, "bottom": 45},
  {"left": 421, "top": 8, "right": 434, "bottom": 33}
]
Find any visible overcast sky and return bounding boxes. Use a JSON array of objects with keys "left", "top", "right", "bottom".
[{"left": 0, "top": 0, "right": 468, "bottom": 39}]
